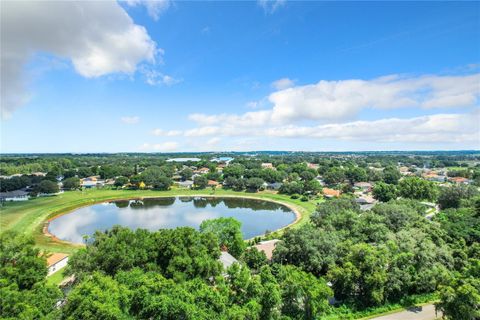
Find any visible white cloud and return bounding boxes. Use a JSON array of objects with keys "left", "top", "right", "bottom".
[
  {"left": 1, "top": 1, "right": 158, "bottom": 117},
  {"left": 139, "top": 141, "right": 179, "bottom": 152},
  {"left": 189, "top": 73, "right": 480, "bottom": 127},
  {"left": 183, "top": 111, "right": 479, "bottom": 145},
  {"left": 258, "top": 0, "right": 286, "bottom": 14},
  {"left": 151, "top": 128, "right": 182, "bottom": 136},
  {"left": 125, "top": 0, "right": 171, "bottom": 20},
  {"left": 142, "top": 67, "right": 182, "bottom": 86},
  {"left": 121, "top": 116, "right": 140, "bottom": 124},
  {"left": 271, "top": 77, "right": 295, "bottom": 90}
]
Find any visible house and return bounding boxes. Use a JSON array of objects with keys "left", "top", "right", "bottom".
[
  {"left": 208, "top": 180, "right": 219, "bottom": 187},
  {"left": 322, "top": 188, "right": 341, "bottom": 198},
  {"left": 449, "top": 177, "right": 470, "bottom": 184},
  {"left": 355, "top": 194, "right": 376, "bottom": 205},
  {"left": 252, "top": 239, "right": 280, "bottom": 260},
  {"left": 166, "top": 158, "right": 201, "bottom": 163},
  {"left": 178, "top": 180, "right": 194, "bottom": 188},
  {"left": 353, "top": 182, "right": 372, "bottom": 192},
  {"left": 211, "top": 157, "right": 234, "bottom": 164},
  {"left": 264, "top": 182, "right": 283, "bottom": 190},
  {"left": 0, "top": 190, "right": 29, "bottom": 201},
  {"left": 47, "top": 253, "right": 69, "bottom": 276},
  {"left": 261, "top": 163, "right": 274, "bottom": 169},
  {"left": 81, "top": 176, "right": 105, "bottom": 188},
  {"left": 218, "top": 251, "right": 238, "bottom": 269},
  {"left": 423, "top": 173, "right": 446, "bottom": 183},
  {"left": 197, "top": 167, "right": 210, "bottom": 174},
  {"left": 307, "top": 163, "right": 319, "bottom": 170}
]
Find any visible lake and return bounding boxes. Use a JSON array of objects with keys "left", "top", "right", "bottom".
[{"left": 48, "top": 197, "right": 296, "bottom": 244}]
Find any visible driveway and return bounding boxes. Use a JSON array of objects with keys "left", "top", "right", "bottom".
[{"left": 370, "top": 304, "right": 441, "bottom": 320}]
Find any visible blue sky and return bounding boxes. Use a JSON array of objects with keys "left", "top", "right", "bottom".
[{"left": 1, "top": 1, "right": 479, "bottom": 153}]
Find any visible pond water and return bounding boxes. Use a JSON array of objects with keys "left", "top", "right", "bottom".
[{"left": 48, "top": 197, "right": 296, "bottom": 244}]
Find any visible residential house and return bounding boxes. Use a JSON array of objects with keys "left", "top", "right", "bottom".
[
  {"left": 81, "top": 176, "right": 105, "bottom": 188},
  {"left": 322, "top": 188, "right": 341, "bottom": 198},
  {"left": 0, "top": 190, "right": 29, "bottom": 201},
  {"left": 47, "top": 253, "right": 69, "bottom": 276},
  {"left": 252, "top": 239, "right": 280, "bottom": 260},
  {"left": 307, "top": 163, "right": 320, "bottom": 170},
  {"left": 449, "top": 177, "right": 470, "bottom": 185},
  {"left": 261, "top": 163, "right": 274, "bottom": 169},
  {"left": 353, "top": 182, "right": 372, "bottom": 193},
  {"left": 208, "top": 180, "right": 220, "bottom": 188},
  {"left": 218, "top": 251, "right": 238, "bottom": 269},
  {"left": 196, "top": 167, "right": 210, "bottom": 174},
  {"left": 178, "top": 180, "right": 194, "bottom": 188},
  {"left": 264, "top": 182, "right": 283, "bottom": 191}
]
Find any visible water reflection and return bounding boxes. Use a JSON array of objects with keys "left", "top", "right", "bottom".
[{"left": 48, "top": 197, "right": 295, "bottom": 244}]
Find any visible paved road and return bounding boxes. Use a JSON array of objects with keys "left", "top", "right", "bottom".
[{"left": 371, "top": 304, "right": 441, "bottom": 320}]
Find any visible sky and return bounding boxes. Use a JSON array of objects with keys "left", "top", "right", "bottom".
[{"left": 1, "top": 0, "right": 479, "bottom": 153}]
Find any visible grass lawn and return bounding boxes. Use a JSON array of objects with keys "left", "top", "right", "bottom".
[
  {"left": 46, "top": 267, "right": 68, "bottom": 286},
  {"left": 0, "top": 187, "right": 318, "bottom": 254}
]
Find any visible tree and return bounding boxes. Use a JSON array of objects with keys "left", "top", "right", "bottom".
[
  {"left": 180, "top": 168, "right": 193, "bottom": 181},
  {"left": 346, "top": 167, "right": 368, "bottom": 183},
  {"left": 222, "top": 164, "right": 245, "bottom": 179},
  {"left": 245, "top": 177, "right": 264, "bottom": 192},
  {"left": 277, "top": 265, "right": 332, "bottom": 320},
  {"left": 242, "top": 248, "right": 268, "bottom": 271},
  {"left": 151, "top": 175, "right": 172, "bottom": 190},
  {"left": 200, "top": 218, "right": 245, "bottom": 258},
  {"left": 194, "top": 175, "right": 208, "bottom": 189},
  {"left": 279, "top": 181, "right": 304, "bottom": 195},
  {"left": 398, "top": 177, "right": 438, "bottom": 201},
  {"left": 383, "top": 166, "right": 401, "bottom": 185},
  {"left": 36, "top": 180, "right": 59, "bottom": 194},
  {"left": 62, "top": 272, "right": 130, "bottom": 320},
  {"left": 0, "top": 232, "right": 62, "bottom": 319},
  {"left": 114, "top": 176, "right": 129, "bottom": 188},
  {"left": 372, "top": 182, "right": 398, "bottom": 202},
  {"left": 323, "top": 168, "right": 345, "bottom": 185},
  {"left": 438, "top": 185, "right": 479, "bottom": 210},
  {"left": 328, "top": 243, "right": 388, "bottom": 307},
  {"left": 436, "top": 260, "right": 480, "bottom": 320},
  {"left": 62, "top": 177, "right": 80, "bottom": 190}
]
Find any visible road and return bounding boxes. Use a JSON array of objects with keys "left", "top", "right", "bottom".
[{"left": 371, "top": 304, "right": 441, "bottom": 320}]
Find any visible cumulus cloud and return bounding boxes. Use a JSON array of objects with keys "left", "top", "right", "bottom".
[
  {"left": 125, "top": 0, "right": 171, "bottom": 20},
  {"left": 121, "top": 116, "right": 140, "bottom": 124},
  {"left": 182, "top": 111, "right": 479, "bottom": 145},
  {"left": 258, "top": 0, "right": 286, "bottom": 14},
  {"left": 151, "top": 128, "right": 182, "bottom": 136},
  {"left": 1, "top": 1, "right": 158, "bottom": 117},
  {"left": 189, "top": 73, "right": 480, "bottom": 127},
  {"left": 139, "top": 141, "right": 179, "bottom": 152},
  {"left": 271, "top": 77, "right": 295, "bottom": 90}
]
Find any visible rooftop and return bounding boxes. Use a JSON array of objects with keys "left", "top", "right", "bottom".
[{"left": 46, "top": 253, "right": 68, "bottom": 267}]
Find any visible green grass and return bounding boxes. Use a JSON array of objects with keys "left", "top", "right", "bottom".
[
  {"left": 46, "top": 267, "right": 68, "bottom": 286},
  {"left": 0, "top": 187, "right": 317, "bottom": 254}
]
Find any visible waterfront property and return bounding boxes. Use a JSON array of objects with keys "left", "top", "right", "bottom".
[{"left": 46, "top": 253, "right": 69, "bottom": 276}]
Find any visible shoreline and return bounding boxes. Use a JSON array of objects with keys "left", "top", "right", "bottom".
[{"left": 42, "top": 193, "right": 303, "bottom": 246}]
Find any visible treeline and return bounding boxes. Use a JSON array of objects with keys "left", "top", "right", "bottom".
[{"left": 2, "top": 193, "right": 478, "bottom": 319}]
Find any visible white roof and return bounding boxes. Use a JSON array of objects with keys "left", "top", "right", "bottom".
[{"left": 219, "top": 251, "right": 238, "bottom": 269}]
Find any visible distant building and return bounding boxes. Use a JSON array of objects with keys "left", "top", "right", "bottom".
[
  {"left": 307, "top": 163, "right": 319, "bottom": 170},
  {"left": 166, "top": 158, "right": 201, "bottom": 163},
  {"left": 263, "top": 182, "right": 283, "bottom": 190},
  {"left": 208, "top": 180, "right": 220, "bottom": 187},
  {"left": 0, "top": 190, "right": 29, "bottom": 202},
  {"left": 449, "top": 177, "right": 470, "bottom": 185},
  {"left": 261, "top": 163, "right": 274, "bottom": 169},
  {"left": 211, "top": 157, "right": 234, "bottom": 164},
  {"left": 178, "top": 180, "right": 194, "bottom": 188},
  {"left": 47, "top": 253, "right": 69, "bottom": 276},
  {"left": 353, "top": 182, "right": 372, "bottom": 192},
  {"left": 322, "top": 188, "right": 341, "bottom": 198},
  {"left": 197, "top": 167, "right": 210, "bottom": 174},
  {"left": 80, "top": 176, "right": 105, "bottom": 188}
]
